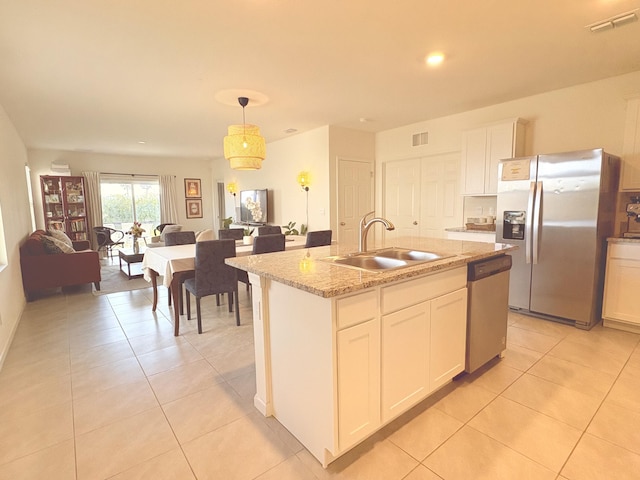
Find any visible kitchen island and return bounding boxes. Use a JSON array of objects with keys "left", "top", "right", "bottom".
[{"left": 226, "top": 237, "right": 515, "bottom": 467}]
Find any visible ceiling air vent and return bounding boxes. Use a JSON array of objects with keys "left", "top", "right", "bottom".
[{"left": 412, "top": 131, "right": 428, "bottom": 147}]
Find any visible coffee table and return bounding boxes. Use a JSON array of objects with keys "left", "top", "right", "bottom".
[{"left": 119, "top": 247, "right": 145, "bottom": 279}]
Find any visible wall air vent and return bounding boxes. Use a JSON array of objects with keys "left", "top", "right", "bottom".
[{"left": 412, "top": 131, "right": 429, "bottom": 147}]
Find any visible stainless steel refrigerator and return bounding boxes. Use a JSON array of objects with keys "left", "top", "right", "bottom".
[{"left": 496, "top": 148, "right": 620, "bottom": 329}]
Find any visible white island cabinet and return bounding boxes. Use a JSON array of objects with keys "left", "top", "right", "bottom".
[
  {"left": 227, "top": 237, "right": 515, "bottom": 468},
  {"left": 248, "top": 265, "right": 467, "bottom": 466}
]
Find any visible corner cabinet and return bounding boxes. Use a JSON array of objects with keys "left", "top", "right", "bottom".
[
  {"left": 41, "top": 175, "right": 89, "bottom": 241},
  {"left": 461, "top": 118, "right": 527, "bottom": 195},
  {"left": 603, "top": 242, "right": 640, "bottom": 333},
  {"left": 620, "top": 96, "right": 640, "bottom": 191}
]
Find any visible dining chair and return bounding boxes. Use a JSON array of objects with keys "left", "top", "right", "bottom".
[
  {"left": 163, "top": 230, "right": 196, "bottom": 313},
  {"left": 252, "top": 233, "right": 286, "bottom": 254},
  {"left": 183, "top": 239, "right": 240, "bottom": 333},
  {"left": 305, "top": 230, "right": 332, "bottom": 247},
  {"left": 218, "top": 228, "right": 244, "bottom": 240},
  {"left": 257, "top": 225, "right": 282, "bottom": 235},
  {"left": 93, "top": 226, "right": 125, "bottom": 257},
  {"left": 218, "top": 228, "right": 251, "bottom": 292}
]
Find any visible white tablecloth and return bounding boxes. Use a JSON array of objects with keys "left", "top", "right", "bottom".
[{"left": 142, "top": 235, "right": 308, "bottom": 287}]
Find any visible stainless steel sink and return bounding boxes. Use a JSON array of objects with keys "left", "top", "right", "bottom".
[
  {"left": 374, "top": 248, "right": 448, "bottom": 262},
  {"left": 320, "top": 247, "right": 453, "bottom": 273},
  {"left": 332, "top": 255, "right": 408, "bottom": 271}
]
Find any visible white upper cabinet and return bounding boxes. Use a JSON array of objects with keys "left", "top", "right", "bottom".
[
  {"left": 461, "top": 118, "right": 527, "bottom": 195},
  {"left": 620, "top": 96, "right": 640, "bottom": 191}
]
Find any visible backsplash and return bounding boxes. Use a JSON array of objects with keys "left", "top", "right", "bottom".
[{"left": 463, "top": 196, "right": 497, "bottom": 223}]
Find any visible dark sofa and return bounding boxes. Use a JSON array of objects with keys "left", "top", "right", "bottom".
[{"left": 20, "top": 230, "right": 101, "bottom": 300}]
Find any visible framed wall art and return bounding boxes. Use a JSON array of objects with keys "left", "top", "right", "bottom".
[
  {"left": 186, "top": 198, "right": 203, "bottom": 218},
  {"left": 185, "top": 178, "right": 201, "bottom": 198}
]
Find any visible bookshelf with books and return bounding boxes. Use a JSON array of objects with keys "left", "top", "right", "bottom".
[{"left": 41, "top": 175, "right": 90, "bottom": 241}]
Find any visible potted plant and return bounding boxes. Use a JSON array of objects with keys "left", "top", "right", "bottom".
[
  {"left": 222, "top": 217, "right": 233, "bottom": 229},
  {"left": 282, "top": 221, "right": 299, "bottom": 236},
  {"left": 242, "top": 227, "right": 254, "bottom": 245}
]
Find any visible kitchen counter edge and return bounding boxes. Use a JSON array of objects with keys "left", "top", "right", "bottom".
[{"left": 226, "top": 238, "right": 516, "bottom": 298}]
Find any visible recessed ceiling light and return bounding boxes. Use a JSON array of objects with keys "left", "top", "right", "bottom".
[
  {"left": 426, "top": 52, "right": 445, "bottom": 66},
  {"left": 138, "top": 141, "right": 146, "bottom": 144}
]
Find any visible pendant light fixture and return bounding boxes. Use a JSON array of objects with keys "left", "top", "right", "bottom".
[{"left": 223, "top": 97, "right": 266, "bottom": 170}]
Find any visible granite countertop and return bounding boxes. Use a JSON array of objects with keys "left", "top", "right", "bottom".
[
  {"left": 608, "top": 237, "right": 640, "bottom": 244},
  {"left": 226, "top": 237, "right": 516, "bottom": 298}
]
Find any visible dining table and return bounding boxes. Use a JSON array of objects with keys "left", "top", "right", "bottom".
[{"left": 142, "top": 235, "right": 309, "bottom": 335}]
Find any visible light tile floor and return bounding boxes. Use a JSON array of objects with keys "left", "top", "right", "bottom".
[{"left": 1, "top": 277, "right": 639, "bottom": 479}]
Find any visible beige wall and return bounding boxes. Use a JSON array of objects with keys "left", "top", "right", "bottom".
[
  {"left": 375, "top": 70, "right": 640, "bottom": 217},
  {"left": 213, "top": 125, "right": 376, "bottom": 234},
  {"left": 0, "top": 105, "right": 31, "bottom": 367},
  {"left": 27, "top": 149, "right": 216, "bottom": 234}
]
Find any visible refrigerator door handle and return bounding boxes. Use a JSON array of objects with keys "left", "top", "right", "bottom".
[
  {"left": 526, "top": 181, "right": 536, "bottom": 264},
  {"left": 532, "top": 181, "right": 542, "bottom": 264}
]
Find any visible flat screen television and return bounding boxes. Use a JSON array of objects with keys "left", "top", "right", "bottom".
[{"left": 239, "top": 189, "right": 269, "bottom": 224}]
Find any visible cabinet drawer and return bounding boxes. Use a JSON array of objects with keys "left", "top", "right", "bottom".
[
  {"left": 381, "top": 267, "right": 466, "bottom": 314},
  {"left": 609, "top": 243, "right": 640, "bottom": 260},
  {"left": 336, "top": 289, "right": 378, "bottom": 330}
]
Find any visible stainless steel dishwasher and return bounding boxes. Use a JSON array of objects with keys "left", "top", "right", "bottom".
[{"left": 465, "top": 254, "right": 512, "bottom": 373}]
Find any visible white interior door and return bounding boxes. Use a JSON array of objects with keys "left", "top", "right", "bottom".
[
  {"left": 337, "top": 159, "right": 373, "bottom": 246},
  {"left": 420, "top": 152, "right": 463, "bottom": 238},
  {"left": 384, "top": 158, "right": 421, "bottom": 242}
]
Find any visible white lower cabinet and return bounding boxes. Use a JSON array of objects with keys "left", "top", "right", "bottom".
[
  {"left": 337, "top": 318, "right": 381, "bottom": 450},
  {"left": 429, "top": 288, "right": 468, "bottom": 390},
  {"left": 258, "top": 266, "right": 468, "bottom": 467},
  {"left": 603, "top": 242, "right": 640, "bottom": 332},
  {"left": 381, "top": 302, "right": 430, "bottom": 423},
  {"left": 380, "top": 286, "right": 467, "bottom": 423}
]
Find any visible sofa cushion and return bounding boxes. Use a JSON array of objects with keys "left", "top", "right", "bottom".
[
  {"left": 41, "top": 236, "right": 65, "bottom": 254},
  {"left": 48, "top": 229, "right": 73, "bottom": 247}
]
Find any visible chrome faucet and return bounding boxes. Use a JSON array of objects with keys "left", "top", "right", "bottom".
[{"left": 359, "top": 211, "right": 395, "bottom": 253}]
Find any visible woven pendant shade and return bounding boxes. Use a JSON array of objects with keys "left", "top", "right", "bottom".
[{"left": 224, "top": 124, "right": 266, "bottom": 170}]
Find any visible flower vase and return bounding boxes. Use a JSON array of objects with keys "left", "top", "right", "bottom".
[
  {"left": 243, "top": 235, "right": 253, "bottom": 246},
  {"left": 133, "top": 240, "right": 140, "bottom": 254}
]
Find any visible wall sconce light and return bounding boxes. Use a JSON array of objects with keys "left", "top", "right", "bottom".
[
  {"left": 297, "top": 171, "right": 311, "bottom": 191},
  {"left": 297, "top": 171, "right": 311, "bottom": 230},
  {"left": 226, "top": 182, "right": 238, "bottom": 196}
]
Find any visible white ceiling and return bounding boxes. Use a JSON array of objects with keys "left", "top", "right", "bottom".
[{"left": 0, "top": 0, "right": 639, "bottom": 159}]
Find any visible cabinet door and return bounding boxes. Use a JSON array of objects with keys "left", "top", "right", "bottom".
[
  {"left": 430, "top": 288, "right": 467, "bottom": 391},
  {"left": 485, "top": 123, "right": 515, "bottom": 194},
  {"left": 41, "top": 176, "right": 65, "bottom": 231},
  {"left": 381, "top": 302, "right": 430, "bottom": 423},
  {"left": 62, "top": 177, "right": 88, "bottom": 241},
  {"left": 337, "top": 319, "right": 380, "bottom": 450},
  {"left": 621, "top": 97, "right": 640, "bottom": 191},
  {"left": 603, "top": 258, "right": 640, "bottom": 325},
  {"left": 461, "top": 128, "right": 487, "bottom": 195}
]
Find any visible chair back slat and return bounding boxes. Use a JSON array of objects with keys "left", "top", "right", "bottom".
[
  {"left": 218, "top": 229, "right": 244, "bottom": 240},
  {"left": 305, "top": 230, "right": 332, "bottom": 247},
  {"left": 164, "top": 231, "right": 196, "bottom": 246},
  {"left": 252, "top": 234, "right": 285, "bottom": 254},
  {"left": 257, "top": 225, "right": 282, "bottom": 235}
]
